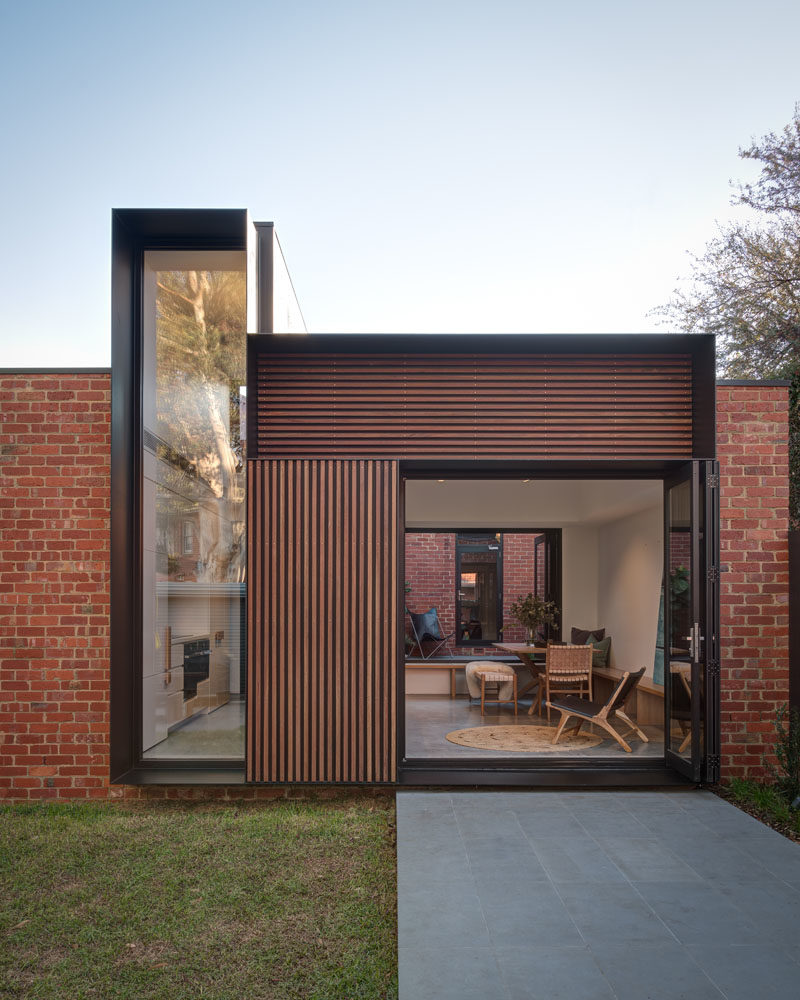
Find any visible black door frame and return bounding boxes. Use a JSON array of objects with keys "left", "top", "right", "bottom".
[{"left": 397, "top": 463, "right": 720, "bottom": 787}]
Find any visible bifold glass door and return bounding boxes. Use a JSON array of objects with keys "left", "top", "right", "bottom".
[{"left": 664, "top": 461, "right": 720, "bottom": 782}]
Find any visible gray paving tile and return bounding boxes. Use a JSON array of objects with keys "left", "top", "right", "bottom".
[
  {"left": 399, "top": 946, "right": 508, "bottom": 1000},
  {"left": 633, "top": 880, "right": 769, "bottom": 946},
  {"left": 557, "top": 882, "right": 671, "bottom": 945},
  {"left": 590, "top": 942, "right": 725, "bottom": 1000},
  {"left": 566, "top": 802, "right": 651, "bottom": 837},
  {"left": 514, "top": 805, "right": 581, "bottom": 838},
  {"left": 468, "top": 847, "right": 551, "bottom": 883},
  {"left": 455, "top": 808, "right": 525, "bottom": 841},
  {"left": 688, "top": 944, "right": 800, "bottom": 999},
  {"left": 495, "top": 945, "right": 615, "bottom": 1000},
  {"left": 734, "top": 830, "right": 800, "bottom": 880},
  {"left": 463, "top": 835, "right": 534, "bottom": 870},
  {"left": 528, "top": 833, "right": 627, "bottom": 884},
  {"left": 398, "top": 879, "right": 490, "bottom": 951},
  {"left": 668, "top": 836, "right": 779, "bottom": 885},
  {"left": 397, "top": 850, "right": 473, "bottom": 887},
  {"left": 717, "top": 880, "right": 800, "bottom": 949},
  {"left": 480, "top": 882, "right": 584, "bottom": 946},
  {"left": 397, "top": 790, "right": 800, "bottom": 1000},
  {"left": 593, "top": 834, "right": 702, "bottom": 883},
  {"left": 472, "top": 864, "right": 554, "bottom": 904}
]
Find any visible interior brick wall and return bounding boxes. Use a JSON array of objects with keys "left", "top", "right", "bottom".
[
  {"left": 718, "top": 385, "right": 790, "bottom": 780},
  {"left": 0, "top": 373, "right": 111, "bottom": 800},
  {"left": 404, "top": 532, "right": 538, "bottom": 655}
]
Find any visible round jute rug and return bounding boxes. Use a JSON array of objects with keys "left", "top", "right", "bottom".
[{"left": 445, "top": 724, "right": 603, "bottom": 753}]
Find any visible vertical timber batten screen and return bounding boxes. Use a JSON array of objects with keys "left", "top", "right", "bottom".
[
  {"left": 253, "top": 353, "right": 694, "bottom": 460},
  {"left": 247, "top": 459, "right": 397, "bottom": 783}
]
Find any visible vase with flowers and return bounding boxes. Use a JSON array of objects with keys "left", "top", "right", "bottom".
[{"left": 508, "top": 592, "right": 559, "bottom": 646}]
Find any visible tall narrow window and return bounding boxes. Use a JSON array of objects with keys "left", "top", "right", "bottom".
[
  {"left": 455, "top": 533, "right": 502, "bottom": 644},
  {"left": 141, "top": 251, "right": 247, "bottom": 760}
]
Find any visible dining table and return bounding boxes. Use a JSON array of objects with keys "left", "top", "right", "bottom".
[{"left": 492, "top": 642, "right": 547, "bottom": 698}]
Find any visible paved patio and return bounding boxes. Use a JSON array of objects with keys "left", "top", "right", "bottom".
[{"left": 397, "top": 789, "right": 800, "bottom": 999}]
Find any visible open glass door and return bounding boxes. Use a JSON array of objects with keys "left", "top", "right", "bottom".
[{"left": 664, "top": 461, "right": 719, "bottom": 782}]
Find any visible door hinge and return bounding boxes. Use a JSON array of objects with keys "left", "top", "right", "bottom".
[
  {"left": 707, "top": 473, "right": 720, "bottom": 489},
  {"left": 708, "top": 659, "right": 720, "bottom": 677},
  {"left": 706, "top": 755, "right": 721, "bottom": 781},
  {"left": 707, "top": 566, "right": 719, "bottom": 584}
]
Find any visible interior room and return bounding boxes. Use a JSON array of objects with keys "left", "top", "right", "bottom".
[{"left": 404, "top": 478, "right": 670, "bottom": 761}]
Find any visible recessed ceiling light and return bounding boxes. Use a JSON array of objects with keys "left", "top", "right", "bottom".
[{"left": 437, "top": 479, "right": 445, "bottom": 483}]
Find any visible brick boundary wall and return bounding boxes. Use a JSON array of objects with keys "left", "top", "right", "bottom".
[
  {"left": 717, "top": 385, "right": 790, "bottom": 780},
  {"left": 0, "top": 374, "right": 791, "bottom": 798},
  {"left": 0, "top": 373, "right": 111, "bottom": 799}
]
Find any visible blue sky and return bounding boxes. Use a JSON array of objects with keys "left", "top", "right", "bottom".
[{"left": 1, "top": 0, "right": 799, "bottom": 365}]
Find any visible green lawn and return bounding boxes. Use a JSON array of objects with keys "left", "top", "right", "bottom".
[{"left": 0, "top": 797, "right": 397, "bottom": 1000}]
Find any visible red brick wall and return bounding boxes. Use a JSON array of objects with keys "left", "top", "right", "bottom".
[
  {"left": 405, "top": 532, "right": 539, "bottom": 655},
  {"left": 0, "top": 374, "right": 791, "bottom": 798},
  {"left": 718, "top": 385, "right": 790, "bottom": 779},
  {"left": 0, "top": 373, "right": 111, "bottom": 799}
]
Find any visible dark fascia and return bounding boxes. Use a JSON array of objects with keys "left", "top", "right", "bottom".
[
  {"left": 717, "top": 378, "right": 792, "bottom": 386},
  {"left": 0, "top": 367, "right": 111, "bottom": 374},
  {"left": 112, "top": 208, "right": 249, "bottom": 247},
  {"left": 249, "top": 331, "right": 715, "bottom": 356},
  {"left": 110, "top": 208, "right": 249, "bottom": 783}
]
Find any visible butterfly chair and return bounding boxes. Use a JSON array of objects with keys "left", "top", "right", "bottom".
[
  {"left": 548, "top": 667, "right": 648, "bottom": 753},
  {"left": 406, "top": 607, "right": 455, "bottom": 659}
]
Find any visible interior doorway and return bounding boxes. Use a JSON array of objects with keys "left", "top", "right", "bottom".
[{"left": 402, "top": 476, "right": 670, "bottom": 768}]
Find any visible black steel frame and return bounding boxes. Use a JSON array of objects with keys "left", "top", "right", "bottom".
[
  {"left": 395, "top": 466, "right": 711, "bottom": 787},
  {"left": 455, "top": 532, "right": 504, "bottom": 647},
  {"left": 110, "top": 209, "right": 250, "bottom": 785}
]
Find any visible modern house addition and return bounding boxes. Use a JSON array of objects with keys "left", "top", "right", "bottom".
[{"left": 0, "top": 207, "right": 792, "bottom": 799}]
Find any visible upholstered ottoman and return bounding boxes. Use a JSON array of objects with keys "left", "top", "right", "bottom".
[{"left": 465, "top": 661, "right": 517, "bottom": 714}]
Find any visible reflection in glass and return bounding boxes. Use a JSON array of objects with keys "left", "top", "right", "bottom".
[
  {"left": 141, "top": 253, "right": 246, "bottom": 760},
  {"left": 668, "top": 478, "right": 693, "bottom": 759},
  {"left": 456, "top": 533, "right": 501, "bottom": 643}
]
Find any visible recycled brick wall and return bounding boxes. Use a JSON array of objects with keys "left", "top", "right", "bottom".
[
  {"left": 404, "top": 532, "right": 538, "bottom": 655},
  {"left": 717, "top": 384, "right": 790, "bottom": 780},
  {"left": 0, "top": 372, "right": 112, "bottom": 800},
  {"left": 0, "top": 373, "right": 791, "bottom": 798}
]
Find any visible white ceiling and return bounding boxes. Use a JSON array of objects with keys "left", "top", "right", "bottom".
[{"left": 405, "top": 478, "right": 662, "bottom": 528}]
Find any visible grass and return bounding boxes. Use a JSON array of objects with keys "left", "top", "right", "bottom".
[
  {"left": 719, "top": 778, "right": 800, "bottom": 843},
  {"left": 0, "top": 797, "right": 397, "bottom": 1000}
]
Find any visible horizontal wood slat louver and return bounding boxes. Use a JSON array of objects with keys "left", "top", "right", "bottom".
[
  {"left": 247, "top": 459, "right": 397, "bottom": 783},
  {"left": 252, "top": 353, "right": 694, "bottom": 459}
]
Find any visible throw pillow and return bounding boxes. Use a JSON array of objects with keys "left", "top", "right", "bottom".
[
  {"left": 571, "top": 626, "right": 605, "bottom": 644},
  {"left": 589, "top": 635, "right": 611, "bottom": 668}
]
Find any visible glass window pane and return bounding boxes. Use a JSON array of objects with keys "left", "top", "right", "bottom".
[
  {"left": 668, "top": 477, "right": 693, "bottom": 760},
  {"left": 141, "top": 251, "right": 246, "bottom": 760}
]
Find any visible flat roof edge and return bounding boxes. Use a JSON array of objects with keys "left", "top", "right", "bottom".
[
  {"left": 717, "top": 378, "right": 792, "bottom": 386},
  {"left": 0, "top": 367, "right": 111, "bottom": 374}
]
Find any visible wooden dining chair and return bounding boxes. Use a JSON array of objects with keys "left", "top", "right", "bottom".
[{"left": 531, "top": 643, "right": 593, "bottom": 721}]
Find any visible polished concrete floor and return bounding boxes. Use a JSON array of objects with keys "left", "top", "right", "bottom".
[
  {"left": 143, "top": 698, "right": 245, "bottom": 760},
  {"left": 405, "top": 694, "right": 665, "bottom": 760},
  {"left": 397, "top": 789, "right": 800, "bottom": 1000}
]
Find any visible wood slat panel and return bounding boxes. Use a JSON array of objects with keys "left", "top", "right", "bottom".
[
  {"left": 247, "top": 459, "right": 397, "bottom": 783},
  {"left": 252, "top": 353, "right": 694, "bottom": 459}
]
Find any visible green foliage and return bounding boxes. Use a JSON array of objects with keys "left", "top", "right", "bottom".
[
  {"left": 655, "top": 106, "right": 800, "bottom": 526},
  {"left": 765, "top": 703, "right": 800, "bottom": 802},
  {"left": 508, "top": 592, "right": 559, "bottom": 640},
  {"left": 725, "top": 777, "right": 800, "bottom": 837}
]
